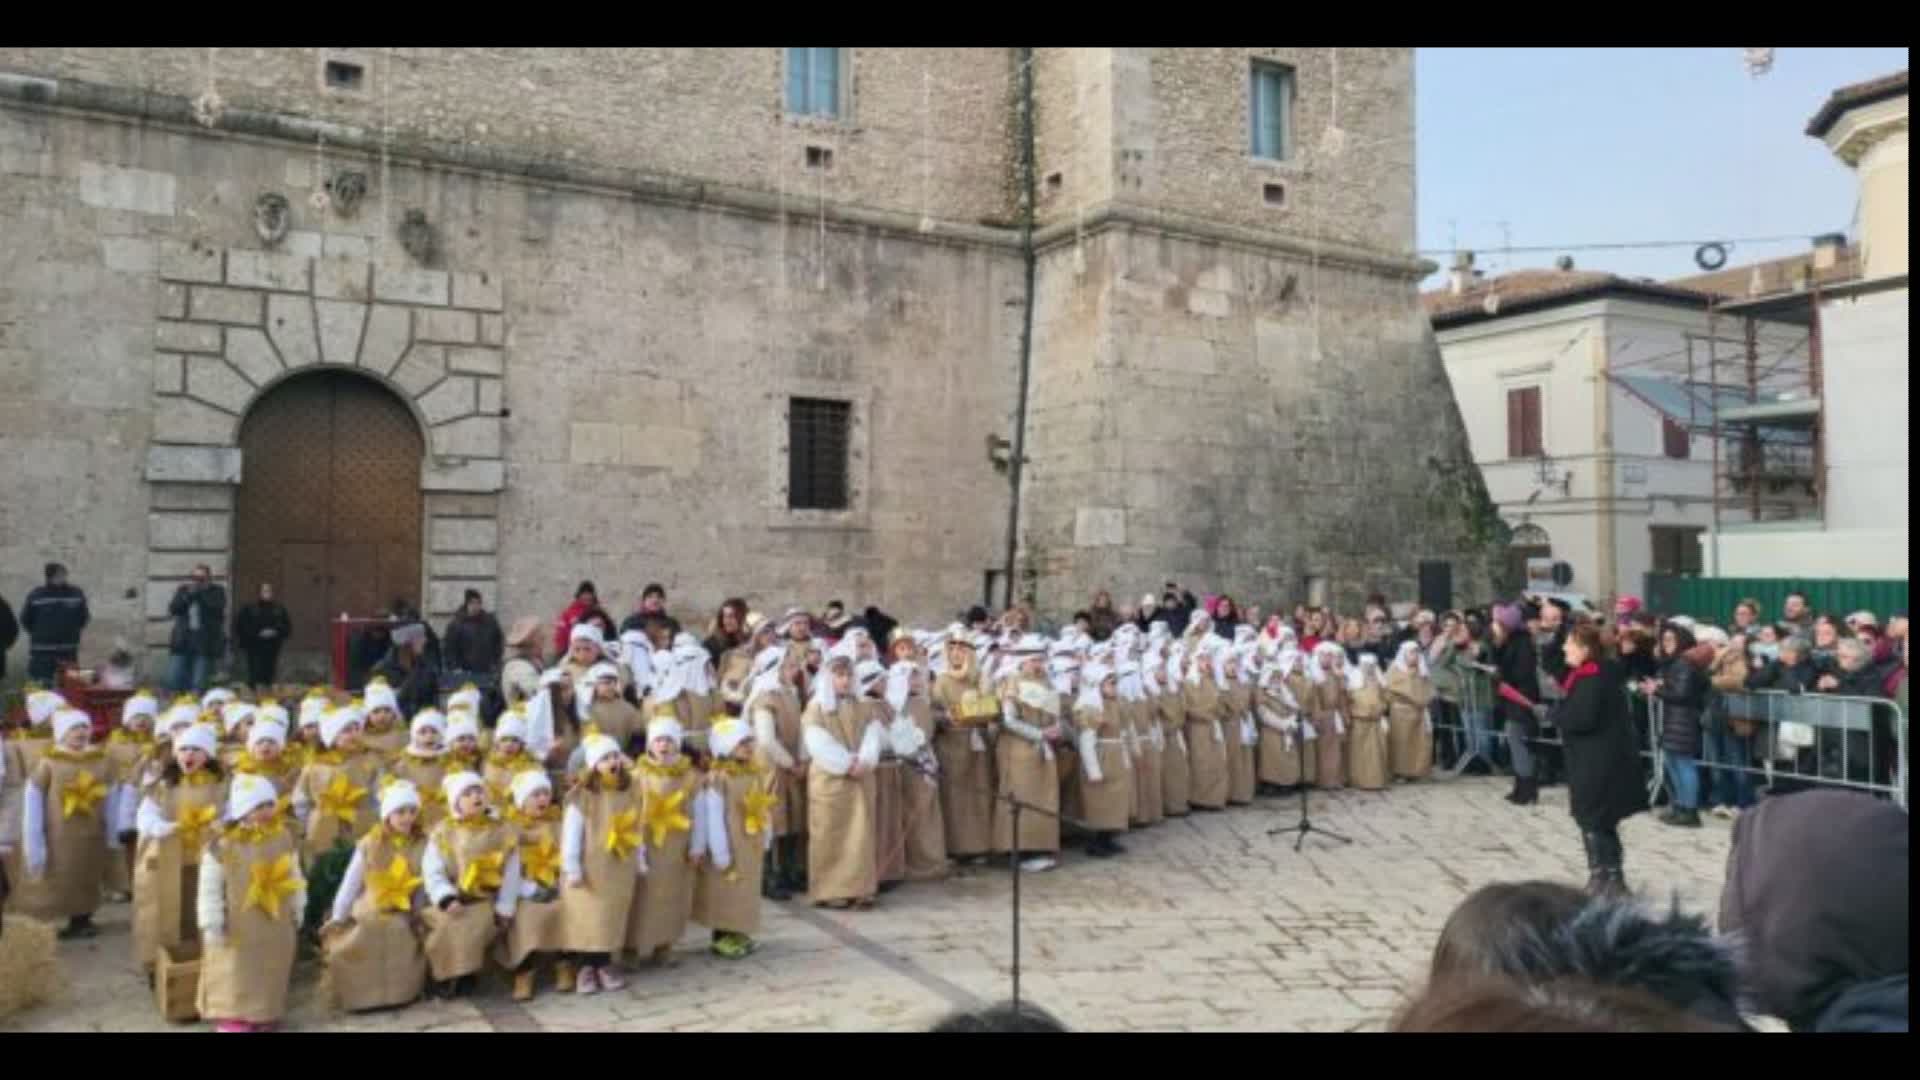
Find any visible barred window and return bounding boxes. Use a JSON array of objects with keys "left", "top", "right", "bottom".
[{"left": 787, "top": 397, "right": 852, "bottom": 510}]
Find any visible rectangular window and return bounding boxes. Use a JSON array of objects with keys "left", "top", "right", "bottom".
[
  {"left": 1506, "top": 386, "right": 1544, "bottom": 459},
  {"left": 1250, "top": 61, "right": 1295, "bottom": 161},
  {"left": 1662, "top": 416, "right": 1692, "bottom": 460},
  {"left": 788, "top": 397, "right": 852, "bottom": 510},
  {"left": 1650, "top": 526, "right": 1705, "bottom": 576},
  {"left": 786, "top": 48, "right": 844, "bottom": 119}
]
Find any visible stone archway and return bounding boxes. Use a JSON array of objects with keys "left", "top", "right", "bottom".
[
  {"left": 232, "top": 369, "right": 425, "bottom": 673},
  {"left": 141, "top": 243, "right": 508, "bottom": 673}
]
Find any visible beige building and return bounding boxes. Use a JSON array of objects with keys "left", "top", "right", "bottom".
[{"left": 0, "top": 48, "right": 1499, "bottom": 677}]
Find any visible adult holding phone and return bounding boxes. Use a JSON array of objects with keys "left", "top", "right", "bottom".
[{"left": 166, "top": 564, "right": 227, "bottom": 693}]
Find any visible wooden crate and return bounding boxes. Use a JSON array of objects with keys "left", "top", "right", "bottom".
[{"left": 155, "top": 944, "right": 202, "bottom": 1023}]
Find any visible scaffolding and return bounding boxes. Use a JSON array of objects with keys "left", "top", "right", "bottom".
[{"left": 1685, "top": 288, "right": 1826, "bottom": 541}]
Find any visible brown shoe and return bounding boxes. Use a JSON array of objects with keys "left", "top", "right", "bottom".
[
  {"left": 553, "top": 960, "right": 577, "bottom": 993},
  {"left": 512, "top": 969, "right": 536, "bottom": 1002}
]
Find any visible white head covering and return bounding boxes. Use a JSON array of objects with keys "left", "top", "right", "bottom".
[
  {"left": 1309, "top": 641, "right": 1345, "bottom": 685},
  {"left": 221, "top": 702, "right": 256, "bottom": 737},
  {"left": 884, "top": 660, "right": 916, "bottom": 715},
  {"left": 810, "top": 654, "right": 852, "bottom": 711},
  {"left": 1391, "top": 639, "right": 1430, "bottom": 678},
  {"left": 581, "top": 733, "right": 623, "bottom": 770},
  {"left": 854, "top": 659, "right": 888, "bottom": 697},
  {"left": 200, "top": 687, "right": 236, "bottom": 712},
  {"left": 411, "top": 708, "right": 447, "bottom": 741},
  {"left": 162, "top": 700, "right": 200, "bottom": 737},
  {"left": 442, "top": 771, "right": 486, "bottom": 811},
  {"left": 510, "top": 770, "right": 552, "bottom": 810},
  {"left": 777, "top": 608, "right": 811, "bottom": 637},
  {"left": 26, "top": 689, "right": 67, "bottom": 727},
  {"left": 247, "top": 718, "right": 287, "bottom": 750},
  {"left": 646, "top": 714, "right": 685, "bottom": 746},
  {"left": 1076, "top": 661, "right": 1113, "bottom": 711},
  {"left": 674, "top": 640, "right": 714, "bottom": 696},
  {"left": 1347, "top": 652, "right": 1383, "bottom": 691},
  {"left": 570, "top": 622, "right": 606, "bottom": 652},
  {"left": 320, "top": 703, "right": 364, "bottom": 748},
  {"left": 255, "top": 701, "right": 290, "bottom": 729},
  {"left": 494, "top": 710, "right": 529, "bottom": 744},
  {"left": 587, "top": 661, "right": 622, "bottom": 686},
  {"left": 362, "top": 679, "right": 400, "bottom": 717},
  {"left": 446, "top": 711, "right": 481, "bottom": 744},
  {"left": 709, "top": 717, "right": 753, "bottom": 759},
  {"left": 619, "top": 630, "right": 655, "bottom": 694},
  {"left": 298, "top": 693, "right": 329, "bottom": 731},
  {"left": 380, "top": 779, "right": 421, "bottom": 820},
  {"left": 122, "top": 691, "right": 160, "bottom": 727},
  {"left": 50, "top": 707, "right": 91, "bottom": 745},
  {"left": 447, "top": 685, "right": 483, "bottom": 716},
  {"left": 225, "top": 773, "right": 279, "bottom": 822},
  {"left": 174, "top": 723, "right": 219, "bottom": 759}
]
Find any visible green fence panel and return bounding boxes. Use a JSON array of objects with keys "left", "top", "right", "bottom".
[{"left": 1643, "top": 575, "right": 1910, "bottom": 624}]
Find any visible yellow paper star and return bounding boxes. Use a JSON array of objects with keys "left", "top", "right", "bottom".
[
  {"left": 177, "top": 803, "right": 219, "bottom": 852},
  {"left": 245, "top": 852, "right": 299, "bottom": 919},
  {"left": 316, "top": 772, "right": 369, "bottom": 827},
  {"left": 368, "top": 854, "right": 422, "bottom": 913},
  {"left": 741, "top": 788, "right": 778, "bottom": 837},
  {"left": 61, "top": 770, "right": 108, "bottom": 819},
  {"left": 459, "top": 849, "right": 507, "bottom": 895},
  {"left": 642, "top": 788, "right": 691, "bottom": 847},
  {"left": 604, "top": 808, "right": 643, "bottom": 860},
  {"left": 520, "top": 834, "right": 561, "bottom": 889}
]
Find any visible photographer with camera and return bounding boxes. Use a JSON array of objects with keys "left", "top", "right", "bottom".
[{"left": 165, "top": 563, "right": 226, "bottom": 694}]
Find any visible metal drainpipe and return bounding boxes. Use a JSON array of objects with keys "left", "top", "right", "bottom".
[{"left": 1002, "top": 46, "right": 1038, "bottom": 611}]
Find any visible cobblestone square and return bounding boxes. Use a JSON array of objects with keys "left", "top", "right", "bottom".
[{"left": 4, "top": 775, "right": 1738, "bottom": 1033}]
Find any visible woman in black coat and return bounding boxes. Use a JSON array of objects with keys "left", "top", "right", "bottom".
[
  {"left": 1554, "top": 625, "right": 1647, "bottom": 897},
  {"left": 233, "top": 582, "right": 293, "bottom": 690},
  {"left": 1490, "top": 603, "right": 1543, "bottom": 805},
  {"left": 1639, "top": 624, "right": 1709, "bottom": 827}
]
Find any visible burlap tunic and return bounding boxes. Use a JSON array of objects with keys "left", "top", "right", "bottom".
[
  {"left": 498, "top": 808, "right": 565, "bottom": 969},
  {"left": 296, "top": 749, "right": 383, "bottom": 864},
  {"left": 324, "top": 824, "right": 428, "bottom": 1011},
  {"left": 483, "top": 751, "right": 544, "bottom": 812},
  {"left": 130, "top": 771, "right": 225, "bottom": 971},
  {"left": 1345, "top": 679, "right": 1391, "bottom": 791},
  {"left": 1386, "top": 668, "right": 1436, "bottom": 780},
  {"left": 692, "top": 762, "right": 771, "bottom": 934},
  {"left": 1182, "top": 680, "right": 1230, "bottom": 810},
  {"left": 1126, "top": 697, "right": 1162, "bottom": 828},
  {"left": 1155, "top": 692, "right": 1191, "bottom": 816},
  {"left": 231, "top": 752, "right": 301, "bottom": 801},
  {"left": 197, "top": 820, "right": 302, "bottom": 1024},
  {"left": 360, "top": 720, "right": 408, "bottom": 758},
  {"left": 804, "top": 699, "right": 879, "bottom": 904},
  {"left": 873, "top": 756, "right": 907, "bottom": 885},
  {"left": 422, "top": 815, "right": 516, "bottom": 979},
  {"left": 931, "top": 674, "right": 996, "bottom": 858},
  {"left": 104, "top": 731, "right": 157, "bottom": 895},
  {"left": 21, "top": 751, "right": 113, "bottom": 919},
  {"left": 585, "top": 698, "right": 642, "bottom": 754},
  {"left": 559, "top": 779, "right": 641, "bottom": 955},
  {"left": 1256, "top": 682, "right": 1306, "bottom": 787},
  {"left": 716, "top": 647, "right": 755, "bottom": 715},
  {"left": 626, "top": 758, "right": 698, "bottom": 952},
  {"left": 751, "top": 688, "right": 808, "bottom": 838},
  {"left": 1225, "top": 684, "right": 1257, "bottom": 805},
  {"left": 991, "top": 685, "right": 1062, "bottom": 855},
  {"left": 897, "top": 697, "right": 948, "bottom": 881},
  {"left": 384, "top": 752, "right": 450, "bottom": 829},
  {"left": 1308, "top": 679, "right": 1348, "bottom": 788},
  {"left": 1073, "top": 702, "right": 1133, "bottom": 833}
]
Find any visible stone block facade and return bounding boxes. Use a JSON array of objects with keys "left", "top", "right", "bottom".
[{"left": 0, "top": 49, "right": 1498, "bottom": 678}]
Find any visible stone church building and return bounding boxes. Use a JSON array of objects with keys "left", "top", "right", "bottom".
[{"left": 0, "top": 48, "right": 1501, "bottom": 674}]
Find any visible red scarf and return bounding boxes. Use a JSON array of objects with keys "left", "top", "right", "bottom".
[{"left": 1559, "top": 659, "right": 1601, "bottom": 696}]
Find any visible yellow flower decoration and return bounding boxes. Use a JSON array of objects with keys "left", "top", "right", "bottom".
[
  {"left": 177, "top": 803, "right": 219, "bottom": 852},
  {"left": 604, "top": 808, "right": 643, "bottom": 860},
  {"left": 521, "top": 834, "right": 561, "bottom": 888},
  {"left": 316, "top": 772, "right": 369, "bottom": 827},
  {"left": 741, "top": 788, "right": 778, "bottom": 837},
  {"left": 459, "top": 850, "right": 507, "bottom": 896},
  {"left": 61, "top": 770, "right": 108, "bottom": 819},
  {"left": 368, "top": 854, "right": 422, "bottom": 913},
  {"left": 244, "top": 852, "right": 300, "bottom": 919},
  {"left": 643, "top": 788, "right": 692, "bottom": 847}
]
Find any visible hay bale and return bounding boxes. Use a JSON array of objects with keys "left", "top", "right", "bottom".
[{"left": 0, "top": 914, "right": 61, "bottom": 1017}]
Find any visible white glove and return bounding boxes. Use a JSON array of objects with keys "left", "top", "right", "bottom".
[
  {"left": 567, "top": 873, "right": 586, "bottom": 889},
  {"left": 635, "top": 848, "right": 651, "bottom": 876},
  {"left": 203, "top": 931, "right": 228, "bottom": 949},
  {"left": 150, "top": 819, "right": 178, "bottom": 839},
  {"left": 1301, "top": 722, "right": 1318, "bottom": 742}
]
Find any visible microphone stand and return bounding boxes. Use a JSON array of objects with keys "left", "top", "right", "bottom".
[
  {"left": 999, "top": 791, "right": 1093, "bottom": 1010},
  {"left": 1266, "top": 719, "right": 1352, "bottom": 851}
]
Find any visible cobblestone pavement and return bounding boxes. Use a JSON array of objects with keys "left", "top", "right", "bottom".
[{"left": 4, "top": 776, "right": 1738, "bottom": 1033}]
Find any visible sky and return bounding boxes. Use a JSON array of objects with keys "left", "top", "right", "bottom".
[{"left": 1415, "top": 47, "right": 1909, "bottom": 288}]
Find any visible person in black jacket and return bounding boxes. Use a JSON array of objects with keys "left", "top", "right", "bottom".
[
  {"left": 1640, "top": 624, "right": 1709, "bottom": 827},
  {"left": 0, "top": 591, "right": 18, "bottom": 683},
  {"left": 1745, "top": 636, "right": 1817, "bottom": 693},
  {"left": 1490, "top": 603, "right": 1543, "bottom": 805},
  {"left": 21, "top": 562, "right": 89, "bottom": 682},
  {"left": 442, "top": 589, "right": 506, "bottom": 676},
  {"left": 165, "top": 564, "right": 226, "bottom": 694},
  {"left": 1554, "top": 625, "right": 1647, "bottom": 896},
  {"left": 232, "top": 582, "right": 292, "bottom": 690},
  {"left": 373, "top": 622, "right": 440, "bottom": 719}
]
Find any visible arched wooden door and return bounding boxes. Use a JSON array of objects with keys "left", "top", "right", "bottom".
[{"left": 233, "top": 370, "right": 424, "bottom": 676}]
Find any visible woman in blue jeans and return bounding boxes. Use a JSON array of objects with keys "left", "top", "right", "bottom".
[{"left": 1641, "top": 624, "right": 1711, "bottom": 828}]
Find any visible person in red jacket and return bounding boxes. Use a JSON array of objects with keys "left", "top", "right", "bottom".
[{"left": 553, "top": 581, "right": 600, "bottom": 657}]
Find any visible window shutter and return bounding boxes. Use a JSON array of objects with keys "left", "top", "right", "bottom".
[
  {"left": 786, "top": 49, "right": 809, "bottom": 114},
  {"left": 1507, "top": 388, "right": 1524, "bottom": 458},
  {"left": 811, "top": 48, "right": 839, "bottom": 118}
]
